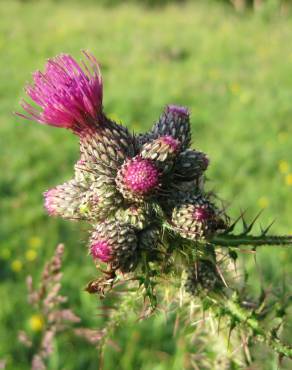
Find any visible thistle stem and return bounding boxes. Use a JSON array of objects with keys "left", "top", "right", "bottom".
[
  {"left": 222, "top": 297, "right": 292, "bottom": 358},
  {"left": 210, "top": 234, "right": 292, "bottom": 248}
]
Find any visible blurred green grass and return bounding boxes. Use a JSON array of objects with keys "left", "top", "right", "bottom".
[{"left": 0, "top": 0, "right": 291, "bottom": 369}]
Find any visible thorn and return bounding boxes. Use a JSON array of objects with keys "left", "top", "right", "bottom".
[
  {"left": 261, "top": 219, "right": 276, "bottom": 236},
  {"left": 224, "top": 211, "right": 246, "bottom": 234},
  {"left": 242, "top": 209, "right": 264, "bottom": 235},
  {"left": 216, "top": 265, "right": 228, "bottom": 288},
  {"left": 242, "top": 219, "right": 248, "bottom": 233}
]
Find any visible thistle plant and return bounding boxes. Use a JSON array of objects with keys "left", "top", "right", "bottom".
[{"left": 18, "top": 51, "right": 292, "bottom": 364}]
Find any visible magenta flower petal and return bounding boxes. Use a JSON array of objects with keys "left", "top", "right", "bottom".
[
  {"left": 90, "top": 240, "right": 112, "bottom": 262},
  {"left": 18, "top": 51, "right": 103, "bottom": 133},
  {"left": 123, "top": 157, "right": 160, "bottom": 193}
]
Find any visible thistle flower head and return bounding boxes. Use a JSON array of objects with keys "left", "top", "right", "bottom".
[
  {"left": 134, "top": 104, "right": 191, "bottom": 151},
  {"left": 151, "top": 104, "right": 191, "bottom": 150},
  {"left": 44, "top": 180, "right": 87, "bottom": 219},
  {"left": 140, "top": 136, "right": 181, "bottom": 174},
  {"left": 185, "top": 260, "right": 222, "bottom": 295},
  {"left": 116, "top": 204, "right": 151, "bottom": 230},
  {"left": 171, "top": 195, "right": 227, "bottom": 240},
  {"left": 138, "top": 225, "right": 160, "bottom": 252},
  {"left": 18, "top": 51, "right": 103, "bottom": 133},
  {"left": 116, "top": 156, "right": 160, "bottom": 201},
  {"left": 90, "top": 240, "right": 112, "bottom": 262},
  {"left": 90, "top": 220, "right": 137, "bottom": 272},
  {"left": 125, "top": 158, "right": 159, "bottom": 193}
]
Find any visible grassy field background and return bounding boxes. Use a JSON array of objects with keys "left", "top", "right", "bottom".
[{"left": 0, "top": 0, "right": 292, "bottom": 369}]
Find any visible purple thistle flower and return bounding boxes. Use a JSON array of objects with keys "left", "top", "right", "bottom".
[
  {"left": 116, "top": 156, "right": 160, "bottom": 201},
  {"left": 90, "top": 240, "right": 112, "bottom": 262},
  {"left": 124, "top": 157, "right": 160, "bottom": 192},
  {"left": 17, "top": 51, "right": 103, "bottom": 133}
]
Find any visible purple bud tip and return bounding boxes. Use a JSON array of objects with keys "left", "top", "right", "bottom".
[
  {"left": 90, "top": 240, "right": 112, "bottom": 262},
  {"left": 202, "top": 155, "right": 210, "bottom": 170},
  {"left": 76, "top": 159, "right": 86, "bottom": 166},
  {"left": 44, "top": 188, "right": 58, "bottom": 216},
  {"left": 18, "top": 51, "right": 103, "bottom": 133},
  {"left": 160, "top": 135, "right": 181, "bottom": 152},
  {"left": 124, "top": 157, "right": 160, "bottom": 194},
  {"left": 166, "top": 105, "right": 189, "bottom": 117},
  {"left": 192, "top": 206, "right": 212, "bottom": 222}
]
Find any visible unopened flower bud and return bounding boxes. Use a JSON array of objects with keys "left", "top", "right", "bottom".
[{"left": 90, "top": 220, "right": 137, "bottom": 272}]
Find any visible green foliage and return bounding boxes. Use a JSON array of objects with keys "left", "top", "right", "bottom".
[{"left": 0, "top": 0, "right": 292, "bottom": 369}]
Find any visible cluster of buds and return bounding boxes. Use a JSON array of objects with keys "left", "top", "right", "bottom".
[{"left": 18, "top": 51, "right": 228, "bottom": 274}]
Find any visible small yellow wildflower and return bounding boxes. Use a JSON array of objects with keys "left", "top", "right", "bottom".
[
  {"left": 25, "top": 249, "right": 37, "bottom": 262},
  {"left": 257, "top": 196, "right": 269, "bottom": 209},
  {"left": 278, "top": 160, "right": 289, "bottom": 174},
  {"left": 28, "top": 314, "right": 44, "bottom": 332},
  {"left": 285, "top": 173, "right": 292, "bottom": 186},
  {"left": 11, "top": 260, "right": 23, "bottom": 272},
  {"left": 28, "top": 236, "right": 42, "bottom": 249}
]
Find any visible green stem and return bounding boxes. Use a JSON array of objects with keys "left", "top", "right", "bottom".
[
  {"left": 219, "top": 296, "right": 292, "bottom": 358},
  {"left": 210, "top": 234, "right": 292, "bottom": 248}
]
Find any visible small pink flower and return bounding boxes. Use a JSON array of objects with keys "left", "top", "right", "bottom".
[
  {"left": 18, "top": 51, "right": 103, "bottom": 133},
  {"left": 124, "top": 157, "right": 160, "bottom": 194},
  {"left": 90, "top": 240, "right": 112, "bottom": 262}
]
